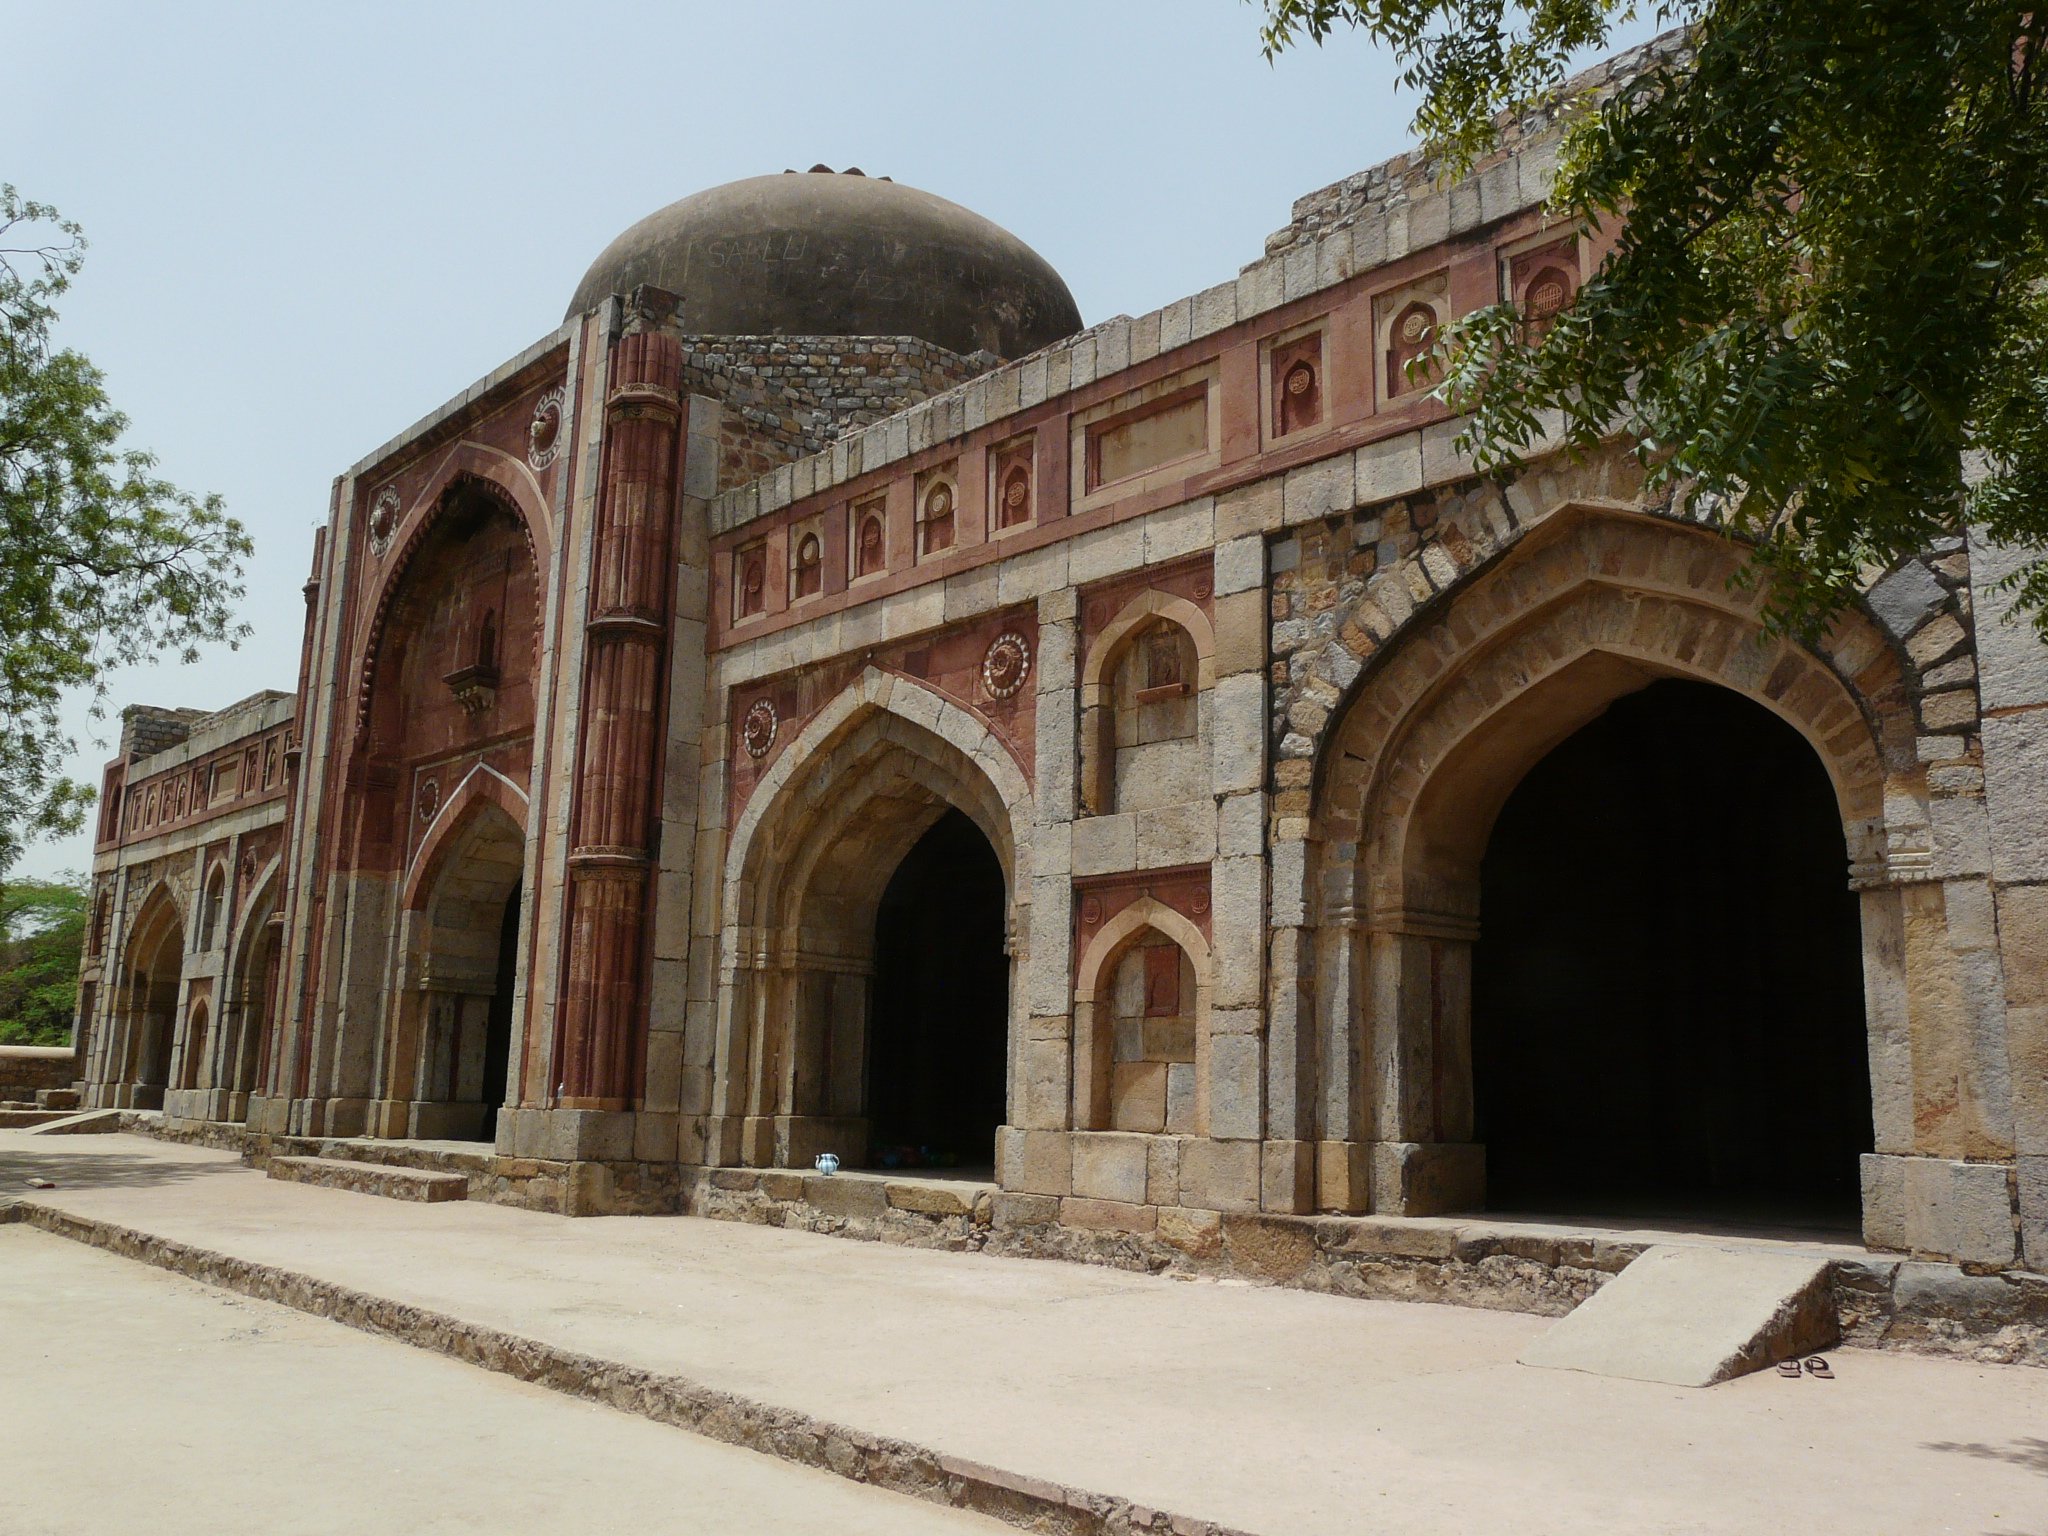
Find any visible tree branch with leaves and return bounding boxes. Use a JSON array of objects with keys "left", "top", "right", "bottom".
[
  {"left": 1258, "top": 1, "right": 2048, "bottom": 639},
  {"left": 0, "top": 185, "right": 250, "bottom": 875}
]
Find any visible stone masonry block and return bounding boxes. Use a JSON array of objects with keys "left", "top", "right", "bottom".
[
  {"left": 2022, "top": 1155, "right": 2048, "bottom": 1273},
  {"left": 1211, "top": 674, "right": 1266, "bottom": 793},
  {"left": 1071, "top": 1132, "right": 1150, "bottom": 1205},
  {"left": 1262, "top": 1139, "right": 1316, "bottom": 1213},
  {"left": 1214, "top": 535, "right": 1264, "bottom": 597},
  {"left": 1420, "top": 420, "right": 1470, "bottom": 487},
  {"left": 1315, "top": 1140, "right": 1372, "bottom": 1214},
  {"left": 1968, "top": 533, "right": 2048, "bottom": 710},
  {"left": 1372, "top": 1141, "right": 1485, "bottom": 1217},
  {"left": 1861, "top": 1152, "right": 2017, "bottom": 1268},
  {"left": 1135, "top": 801, "right": 1215, "bottom": 867},
  {"left": 1207, "top": 1034, "right": 1264, "bottom": 1141},
  {"left": 1283, "top": 456, "right": 1356, "bottom": 526},
  {"left": 1356, "top": 433, "right": 1424, "bottom": 504},
  {"left": 1061, "top": 1196, "right": 1157, "bottom": 1234},
  {"left": 1214, "top": 588, "right": 1267, "bottom": 677},
  {"left": 1003, "top": 1128, "right": 1073, "bottom": 1197},
  {"left": 1178, "top": 1138, "right": 1262, "bottom": 1213},
  {"left": 1983, "top": 713, "right": 2048, "bottom": 883},
  {"left": 1867, "top": 561, "right": 1948, "bottom": 640},
  {"left": 1072, "top": 814, "right": 1137, "bottom": 875},
  {"left": 1215, "top": 477, "right": 1282, "bottom": 543}
]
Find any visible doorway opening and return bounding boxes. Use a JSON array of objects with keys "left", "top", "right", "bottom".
[
  {"left": 479, "top": 886, "right": 519, "bottom": 1140},
  {"left": 1471, "top": 678, "right": 1871, "bottom": 1229},
  {"left": 125, "top": 902, "right": 184, "bottom": 1109},
  {"left": 864, "top": 809, "right": 1008, "bottom": 1171}
]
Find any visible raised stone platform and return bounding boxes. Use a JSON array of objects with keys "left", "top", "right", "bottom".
[
  {"left": 266, "top": 1156, "right": 469, "bottom": 1203},
  {"left": 7, "top": 1128, "right": 2048, "bottom": 1536}
]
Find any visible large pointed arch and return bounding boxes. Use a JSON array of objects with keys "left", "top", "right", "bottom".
[
  {"left": 712, "top": 668, "right": 1035, "bottom": 1169},
  {"left": 353, "top": 466, "right": 549, "bottom": 740},
  {"left": 401, "top": 763, "right": 531, "bottom": 912},
  {"left": 1299, "top": 504, "right": 1925, "bottom": 1222},
  {"left": 114, "top": 879, "right": 187, "bottom": 1108}
]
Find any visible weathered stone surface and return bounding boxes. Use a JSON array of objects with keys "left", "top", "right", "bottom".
[
  {"left": 1861, "top": 1154, "right": 2018, "bottom": 1269},
  {"left": 1071, "top": 1134, "right": 1149, "bottom": 1206},
  {"left": 1968, "top": 532, "right": 2048, "bottom": 710},
  {"left": 1982, "top": 713, "right": 2048, "bottom": 883},
  {"left": 801, "top": 1174, "right": 890, "bottom": 1221},
  {"left": 266, "top": 1156, "right": 468, "bottom": 1203},
  {"left": 1221, "top": 1214, "right": 1318, "bottom": 1283},
  {"left": 1866, "top": 561, "right": 1948, "bottom": 639},
  {"left": 1519, "top": 1245, "right": 1839, "bottom": 1387},
  {"left": 885, "top": 1180, "right": 980, "bottom": 1217}
]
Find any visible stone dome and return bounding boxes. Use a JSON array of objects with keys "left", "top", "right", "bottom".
[{"left": 566, "top": 169, "right": 1083, "bottom": 360}]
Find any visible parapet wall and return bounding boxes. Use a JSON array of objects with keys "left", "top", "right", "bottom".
[
  {"left": 1262, "top": 28, "right": 1691, "bottom": 258},
  {"left": 685, "top": 334, "right": 989, "bottom": 488}
]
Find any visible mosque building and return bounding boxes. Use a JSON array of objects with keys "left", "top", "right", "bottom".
[{"left": 67, "top": 36, "right": 2047, "bottom": 1284}]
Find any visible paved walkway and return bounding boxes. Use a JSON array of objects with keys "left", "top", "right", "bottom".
[
  {"left": 0, "top": 1227, "right": 1006, "bottom": 1535},
  {"left": 6, "top": 1130, "right": 2046, "bottom": 1535}
]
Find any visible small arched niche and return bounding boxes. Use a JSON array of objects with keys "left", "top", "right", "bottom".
[
  {"left": 199, "top": 863, "right": 227, "bottom": 952},
  {"left": 1080, "top": 596, "right": 1214, "bottom": 816},
  {"left": 182, "top": 999, "right": 212, "bottom": 1091},
  {"left": 1072, "top": 900, "right": 1211, "bottom": 1136}
]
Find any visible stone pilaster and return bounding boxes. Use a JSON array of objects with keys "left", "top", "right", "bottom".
[{"left": 556, "top": 290, "right": 687, "bottom": 1114}]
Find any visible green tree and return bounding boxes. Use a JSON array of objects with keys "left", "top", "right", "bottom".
[
  {"left": 1, "top": 186, "right": 250, "bottom": 873},
  {"left": 0, "top": 873, "right": 87, "bottom": 1047},
  {"left": 1257, "top": 2, "right": 2048, "bottom": 637}
]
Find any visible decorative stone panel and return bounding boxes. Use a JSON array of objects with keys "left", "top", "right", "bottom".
[{"left": 725, "top": 607, "right": 1039, "bottom": 827}]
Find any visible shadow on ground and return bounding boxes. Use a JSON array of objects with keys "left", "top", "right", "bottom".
[
  {"left": 1924, "top": 1436, "right": 2048, "bottom": 1478},
  {"left": 0, "top": 1148, "right": 229, "bottom": 1194}
]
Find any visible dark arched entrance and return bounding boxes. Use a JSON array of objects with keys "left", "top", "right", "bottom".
[
  {"left": 479, "top": 886, "right": 519, "bottom": 1139},
  {"left": 1471, "top": 679, "right": 1871, "bottom": 1226},
  {"left": 864, "top": 809, "right": 1008, "bottom": 1170}
]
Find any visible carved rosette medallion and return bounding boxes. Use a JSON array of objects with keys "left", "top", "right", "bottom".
[
  {"left": 367, "top": 487, "right": 401, "bottom": 556},
  {"left": 981, "top": 631, "right": 1031, "bottom": 700},
  {"left": 416, "top": 777, "right": 441, "bottom": 825},
  {"left": 528, "top": 386, "right": 566, "bottom": 470},
  {"left": 741, "top": 698, "right": 779, "bottom": 759}
]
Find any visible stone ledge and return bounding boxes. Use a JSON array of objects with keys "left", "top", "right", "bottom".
[
  {"left": 677, "top": 1168, "right": 994, "bottom": 1252},
  {"left": 266, "top": 1156, "right": 468, "bottom": 1203},
  {"left": 95, "top": 1116, "right": 2048, "bottom": 1365}
]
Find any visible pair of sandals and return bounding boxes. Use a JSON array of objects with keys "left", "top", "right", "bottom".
[{"left": 1777, "top": 1356, "right": 1833, "bottom": 1379}]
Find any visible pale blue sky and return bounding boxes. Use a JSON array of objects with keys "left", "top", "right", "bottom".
[{"left": 6, "top": 1, "right": 1648, "bottom": 880}]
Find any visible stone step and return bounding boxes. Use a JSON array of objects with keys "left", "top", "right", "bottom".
[
  {"left": 267, "top": 1156, "right": 469, "bottom": 1203},
  {"left": 37, "top": 1088, "right": 81, "bottom": 1110},
  {"left": 1519, "top": 1242, "right": 1838, "bottom": 1387},
  {"left": 276, "top": 1136, "right": 496, "bottom": 1178}
]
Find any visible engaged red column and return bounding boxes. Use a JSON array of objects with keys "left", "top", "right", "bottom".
[{"left": 557, "top": 295, "right": 685, "bottom": 1109}]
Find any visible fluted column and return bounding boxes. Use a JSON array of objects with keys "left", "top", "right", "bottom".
[{"left": 556, "top": 292, "right": 685, "bottom": 1109}]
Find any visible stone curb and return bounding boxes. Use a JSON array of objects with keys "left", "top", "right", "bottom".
[{"left": 0, "top": 1200, "right": 1260, "bottom": 1536}]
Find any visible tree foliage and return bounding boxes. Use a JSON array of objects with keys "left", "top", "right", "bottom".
[
  {"left": 1257, "top": 2, "right": 2048, "bottom": 638},
  {"left": 1, "top": 186, "right": 250, "bottom": 873},
  {"left": 0, "top": 873, "right": 87, "bottom": 1047}
]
